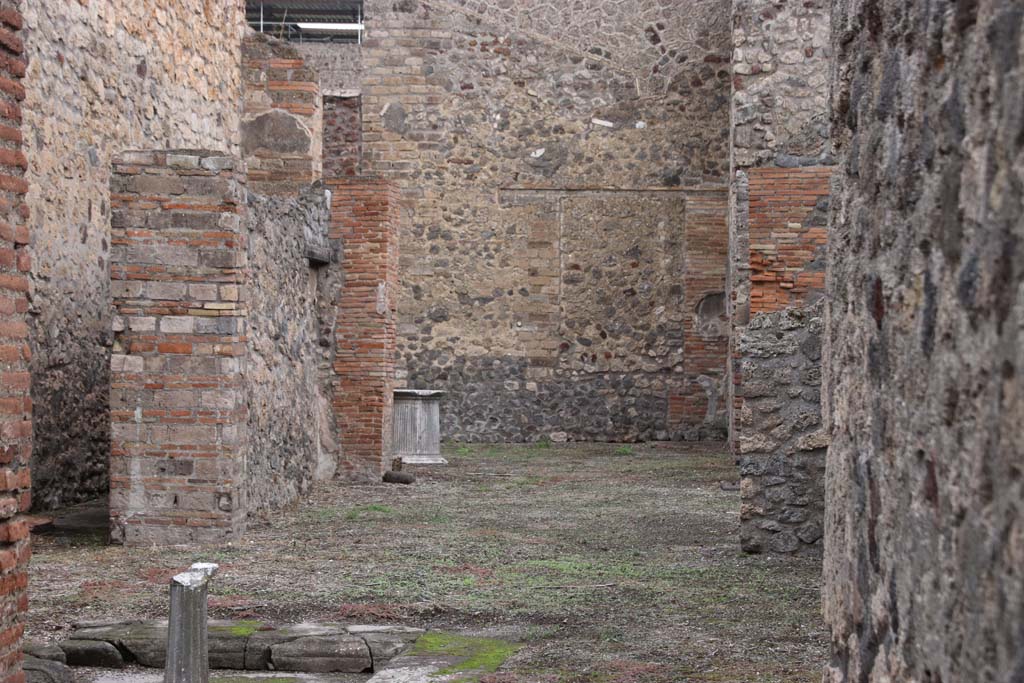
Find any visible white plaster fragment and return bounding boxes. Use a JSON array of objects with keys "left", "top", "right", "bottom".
[
  {"left": 591, "top": 118, "right": 615, "bottom": 128},
  {"left": 635, "top": 121, "right": 647, "bottom": 129},
  {"left": 531, "top": 148, "right": 546, "bottom": 158},
  {"left": 376, "top": 283, "right": 389, "bottom": 315}
]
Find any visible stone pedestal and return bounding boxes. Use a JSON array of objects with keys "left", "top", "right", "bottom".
[{"left": 392, "top": 390, "right": 446, "bottom": 465}]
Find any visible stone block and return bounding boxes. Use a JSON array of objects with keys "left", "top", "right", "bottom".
[
  {"left": 24, "top": 657, "right": 74, "bottom": 683},
  {"left": 24, "top": 643, "right": 66, "bottom": 664},
  {"left": 269, "top": 635, "right": 372, "bottom": 673},
  {"left": 244, "top": 623, "right": 349, "bottom": 671},
  {"left": 59, "top": 640, "right": 124, "bottom": 669}
]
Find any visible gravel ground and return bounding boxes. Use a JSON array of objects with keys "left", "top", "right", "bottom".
[{"left": 28, "top": 442, "right": 826, "bottom": 682}]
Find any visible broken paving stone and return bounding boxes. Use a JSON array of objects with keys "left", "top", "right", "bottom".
[
  {"left": 244, "top": 623, "right": 350, "bottom": 670},
  {"left": 347, "top": 626, "right": 422, "bottom": 667},
  {"left": 71, "top": 620, "right": 169, "bottom": 667},
  {"left": 60, "top": 640, "right": 124, "bottom": 669},
  {"left": 270, "top": 635, "right": 372, "bottom": 673},
  {"left": 24, "top": 642, "right": 66, "bottom": 663},
  {"left": 24, "top": 656, "right": 74, "bottom": 683},
  {"left": 359, "top": 634, "right": 412, "bottom": 668}
]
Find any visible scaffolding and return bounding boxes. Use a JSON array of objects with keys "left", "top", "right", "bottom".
[{"left": 246, "top": 1, "right": 365, "bottom": 44}]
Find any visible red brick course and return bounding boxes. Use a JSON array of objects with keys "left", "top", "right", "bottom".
[
  {"left": 109, "top": 151, "right": 248, "bottom": 546},
  {"left": 327, "top": 177, "right": 400, "bottom": 481},
  {"left": 670, "top": 188, "right": 730, "bottom": 433},
  {"left": 0, "top": 4, "right": 28, "bottom": 681},
  {"left": 747, "top": 166, "right": 831, "bottom": 313},
  {"left": 242, "top": 35, "right": 322, "bottom": 193}
]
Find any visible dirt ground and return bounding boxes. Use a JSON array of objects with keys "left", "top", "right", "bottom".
[{"left": 28, "top": 443, "right": 827, "bottom": 682}]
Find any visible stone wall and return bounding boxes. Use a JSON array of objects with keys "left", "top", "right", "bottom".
[
  {"left": 109, "top": 151, "right": 248, "bottom": 546},
  {"left": 328, "top": 176, "right": 400, "bottom": 481},
  {"left": 737, "top": 302, "right": 825, "bottom": 555},
  {"left": 245, "top": 186, "right": 338, "bottom": 512},
  {"left": 314, "top": 0, "right": 733, "bottom": 442},
  {"left": 823, "top": 0, "right": 1024, "bottom": 680},
  {"left": 323, "top": 96, "right": 362, "bottom": 178},
  {"left": 242, "top": 33, "right": 322, "bottom": 195},
  {"left": 0, "top": 4, "right": 31, "bottom": 682},
  {"left": 727, "top": 0, "right": 832, "bottom": 553},
  {"left": 295, "top": 43, "right": 362, "bottom": 95},
  {"left": 22, "top": 0, "right": 245, "bottom": 510}
]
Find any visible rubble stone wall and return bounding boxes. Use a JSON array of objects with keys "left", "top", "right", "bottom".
[
  {"left": 823, "top": 0, "right": 1024, "bottom": 679},
  {"left": 728, "top": 0, "right": 833, "bottom": 553},
  {"left": 295, "top": 43, "right": 363, "bottom": 95},
  {"left": 244, "top": 187, "right": 339, "bottom": 512},
  {"left": 323, "top": 96, "right": 362, "bottom": 178},
  {"left": 22, "top": 0, "right": 245, "bottom": 510},
  {"left": 737, "top": 301, "right": 825, "bottom": 555},
  {"left": 313, "top": 0, "right": 733, "bottom": 442},
  {"left": 0, "top": 3, "right": 31, "bottom": 681}
]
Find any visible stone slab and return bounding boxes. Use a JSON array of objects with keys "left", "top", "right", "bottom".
[
  {"left": 244, "top": 623, "right": 350, "bottom": 671},
  {"left": 71, "top": 620, "right": 169, "bottom": 668},
  {"left": 205, "top": 621, "right": 263, "bottom": 670},
  {"left": 270, "top": 635, "right": 372, "bottom": 673},
  {"left": 25, "top": 656, "right": 74, "bottom": 683},
  {"left": 24, "top": 642, "right": 66, "bottom": 664},
  {"left": 61, "top": 620, "right": 418, "bottom": 673},
  {"left": 82, "top": 668, "right": 371, "bottom": 683},
  {"left": 60, "top": 640, "right": 125, "bottom": 669},
  {"left": 398, "top": 457, "right": 448, "bottom": 465}
]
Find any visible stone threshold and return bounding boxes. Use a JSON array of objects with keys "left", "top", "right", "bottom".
[{"left": 28, "top": 621, "right": 424, "bottom": 676}]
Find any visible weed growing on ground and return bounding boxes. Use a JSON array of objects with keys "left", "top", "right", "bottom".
[{"left": 344, "top": 504, "right": 394, "bottom": 521}]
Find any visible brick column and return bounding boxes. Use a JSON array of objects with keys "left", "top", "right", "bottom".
[
  {"left": 669, "top": 188, "right": 730, "bottom": 439},
  {"left": 109, "top": 151, "right": 248, "bottom": 546},
  {"left": 241, "top": 34, "right": 322, "bottom": 195},
  {"left": 327, "top": 177, "right": 399, "bottom": 481},
  {"left": 0, "top": 4, "right": 30, "bottom": 682}
]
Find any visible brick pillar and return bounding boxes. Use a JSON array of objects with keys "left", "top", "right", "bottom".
[
  {"left": 241, "top": 34, "right": 322, "bottom": 195},
  {"left": 327, "top": 177, "right": 399, "bottom": 482},
  {"left": 0, "top": 4, "right": 30, "bottom": 682},
  {"left": 669, "top": 188, "right": 730, "bottom": 439},
  {"left": 109, "top": 151, "right": 248, "bottom": 546}
]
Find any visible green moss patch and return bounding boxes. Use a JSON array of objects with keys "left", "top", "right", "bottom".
[
  {"left": 209, "top": 620, "right": 263, "bottom": 638},
  {"left": 411, "top": 632, "right": 521, "bottom": 680}
]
